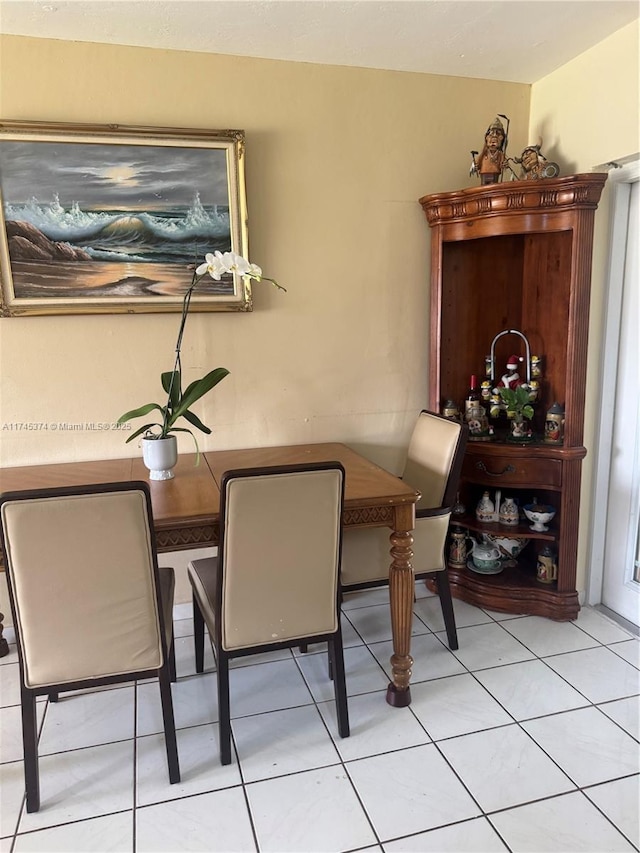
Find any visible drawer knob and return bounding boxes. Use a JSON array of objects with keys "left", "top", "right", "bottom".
[{"left": 475, "top": 461, "right": 515, "bottom": 477}]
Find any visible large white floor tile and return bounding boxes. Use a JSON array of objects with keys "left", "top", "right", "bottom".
[
  {"left": 597, "top": 696, "right": 640, "bottom": 739},
  {"left": 447, "top": 623, "right": 536, "bottom": 671},
  {"left": 0, "top": 703, "right": 45, "bottom": 764},
  {"left": 296, "top": 643, "right": 388, "bottom": 701},
  {"left": 318, "top": 692, "right": 430, "bottom": 761},
  {"left": 583, "top": 775, "right": 640, "bottom": 847},
  {"left": 233, "top": 704, "right": 340, "bottom": 782},
  {"left": 13, "top": 811, "right": 133, "bottom": 852},
  {"left": 490, "top": 790, "right": 636, "bottom": 852},
  {"left": 229, "top": 658, "right": 314, "bottom": 717},
  {"left": 346, "top": 603, "right": 430, "bottom": 644},
  {"left": 38, "top": 686, "right": 134, "bottom": 755},
  {"left": 17, "top": 740, "right": 134, "bottom": 833},
  {"left": 137, "top": 671, "right": 218, "bottom": 736},
  {"left": 609, "top": 639, "right": 640, "bottom": 668},
  {"left": 136, "top": 725, "right": 241, "bottom": 806},
  {"left": 246, "top": 765, "right": 377, "bottom": 852},
  {"left": 576, "top": 607, "right": 637, "bottom": 645},
  {"left": 474, "top": 659, "right": 588, "bottom": 720},
  {"left": 172, "top": 634, "right": 215, "bottom": 678},
  {"left": 438, "top": 724, "right": 574, "bottom": 812},
  {"left": 384, "top": 816, "right": 508, "bottom": 852},
  {"left": 413, "top": 596, "right": 493, "bottom": 632},
  {"left": 409, "top": 673, "right": 513, "bottom": 740},
  {"left": 0, "top": 662, "right": 21, "bottom": 707},
  {"left": 136, "top": 786, "right": 256, "bottom": 852},
  {"left": 522, "top": 707, "right": 640, "bottom": 787},
  {"left": 291, "top": 615, "right": 363, "bottom": 655},
  {"left": 369, "top": 633, "right": 466, "bottom": 684},
  {"left": 0, "top": 760, "right": 24, "bottom": 840},
  {"left": 544, "top": 646, "right": 640, "bottom": 703},
  {"left": 500, "top": 615, "right": 599, "bottom": 657},
  {"left": 347, "top": 743, "right": 481, "bottom": 840},
  {"left": 341, "top": 588, "right": 394, "bottom": 610}
]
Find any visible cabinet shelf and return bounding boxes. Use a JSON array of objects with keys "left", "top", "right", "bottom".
[
  {"left": 451, "top": 513, "right": 557, "bottom": 542},
  {"left": 421, "top": 173, "right": 606, "bottom": 621}
]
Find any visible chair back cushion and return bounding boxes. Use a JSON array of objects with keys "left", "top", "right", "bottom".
[
  {"left": 402, "top": 412, "right": 463, "bottom": 510},
  {"left": 220, "top": 464, "right": 344, "bottom": 651},
  {"left": 0, "top": 484, "right": 164, "bottom": 688}
]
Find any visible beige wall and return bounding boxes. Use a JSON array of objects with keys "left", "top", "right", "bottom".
[
  {"left": 0, "top": 35, "right": 529, "bottom": 475},
  {"left": 0, "top": 25, "right": 636, "bottom": 608},
  {"left": 530, "top": 20, "right": 640, "bottom": 597}
]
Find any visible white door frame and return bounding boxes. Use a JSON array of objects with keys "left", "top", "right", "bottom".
[{"left": 587, "top": 157, "right": 640, "bottom": 612}]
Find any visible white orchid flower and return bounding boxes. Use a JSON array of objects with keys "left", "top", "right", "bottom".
[
  {"left": 195, "top": 251, "right": 285, "bottom": 290},
  {"left": 215, "top": 251, "right": 250, "bottom": 275},
  {"left": 196, "top": 252, "right": 225, "bottom": 280}
]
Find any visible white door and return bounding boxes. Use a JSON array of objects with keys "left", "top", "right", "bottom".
[{"left": 590, "top": 163, "right": 640, "bottom": 627}]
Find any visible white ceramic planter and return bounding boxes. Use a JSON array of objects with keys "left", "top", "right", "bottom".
[{"left": 142, "top": 435, "right": 178, "bottom": 480}]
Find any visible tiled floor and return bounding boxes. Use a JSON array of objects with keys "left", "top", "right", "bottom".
[{"left": 1, "top": 585, "right": 638, "bottom": 852}]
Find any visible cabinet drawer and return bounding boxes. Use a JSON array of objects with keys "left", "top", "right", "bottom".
[{"left": 462, "top": 453, "right": 562, "bottom": 488}]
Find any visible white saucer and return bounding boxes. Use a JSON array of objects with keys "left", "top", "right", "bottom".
[{"left": 467, "top": 557, "right": 504, "bottom": 575}]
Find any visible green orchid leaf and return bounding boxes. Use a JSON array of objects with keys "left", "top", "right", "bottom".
[
  {"left": 168, "top": 426, "right": 202, "bottom": 465},
  {"left": 523, "top": 404, "right": 534, "bottom": 420},
  {"left": 183, "top": 409, "right": 213, "bottom": 435},
  {"left": 173, "top": 368, "right": 229, "bottom": 420},
  {"left": 118, "top": 402, "right": 165, "bottom": 424},
  {"left": 161, "top": 371, "right": 182, "bottom": 412}
]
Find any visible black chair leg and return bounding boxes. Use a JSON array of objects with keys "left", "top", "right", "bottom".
[
  {"left": 158, "top": 664, "right": 180, "bottom": 784},
  {"left": 193, "top": 593, "right": 205, "bottom": 674},
  {"left": 217, "top": 655, "right": 232, "bottom": 765},
  {"left": 48, "top": 692, "right": 59, "bottom": 702},
  {"left": 329, "top": 632, "right": 350, "bottom": 738},
  {"left": 299, "top": 643, "right": 308, "bottom": 653},
  {"left": 21, "top": 687, "right": 40, "bottom": 813},
  {"left": 435, "top": 570, "right": 458, "bottom": 650},
  {"left": 167, "top": 635, "right": 177, "bottom": 683}
]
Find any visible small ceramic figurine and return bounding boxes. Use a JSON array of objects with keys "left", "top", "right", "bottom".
[
  {"left": 470, "top": 116, "right": 508, "bottom": 185},
  {"left": 528, "top": 380, "right": 540, "bottom": 402},
  {"left": 480, "top": 380, "right": 492, "bottom": 402},
  {"left": 496, "top": 354, "right": 524, "bottom": 390},
  {"left": 499, "top": 496, "right": 519, "bottom": 526},
  {"left": 531, "top": 355, "right": 542, "bottom": 378},
  {"left": 476, "top": 491, "right": 495, "bottom": 523}
]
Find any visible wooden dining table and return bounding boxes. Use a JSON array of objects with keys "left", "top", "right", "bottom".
[{"left": 0, "top": 442, "right": 420, "bottom": 705}]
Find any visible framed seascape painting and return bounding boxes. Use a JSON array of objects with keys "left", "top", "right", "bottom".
[{"left": 0, "top": 121, "right": 252, "bottom": 315}]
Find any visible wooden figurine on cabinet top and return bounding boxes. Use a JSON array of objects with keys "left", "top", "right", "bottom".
[
  {"left": 470, "top": 116, "right": 509, "bottom": 185},
  {"left": 513, "top": 145, "right": 560, "bottom": 181}
]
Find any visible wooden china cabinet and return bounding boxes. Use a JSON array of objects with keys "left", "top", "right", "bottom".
[{"left": 420, "top": 173, "right": 606, "bottom": 620}]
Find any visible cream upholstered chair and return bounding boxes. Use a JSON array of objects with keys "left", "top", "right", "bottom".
[
  {"left": 189, "top": 462, "right": 349, "bottom": 765},
  {"left": 0, "top": 481, "right": 180, "bottom": 813},
  {"left": 341, "top": 410, "right": 468, "bottom": 649}
]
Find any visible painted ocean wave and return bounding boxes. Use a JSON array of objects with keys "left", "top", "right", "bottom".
[{"left": 3, "top": 192, "right": 231, "bottom": 264}]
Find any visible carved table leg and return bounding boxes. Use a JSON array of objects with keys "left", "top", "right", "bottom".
[
  {"left": 386, "top": 528, "right": 414, "bottom": 707},
  {"left": 0, "top": 613, "right": 10, "bottom": 657}
]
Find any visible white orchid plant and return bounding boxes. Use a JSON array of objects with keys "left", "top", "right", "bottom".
[{"left": 117, "top": 251, "right": 284, "bottom": 454}]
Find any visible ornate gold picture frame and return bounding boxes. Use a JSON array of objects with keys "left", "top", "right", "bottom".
[{"left": 0, "top": 121, "right": 251, "bottom": 316}]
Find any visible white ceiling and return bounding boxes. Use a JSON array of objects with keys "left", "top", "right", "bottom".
[{"left": 0, "top": 0, "right": 638, "bottom": 84}]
